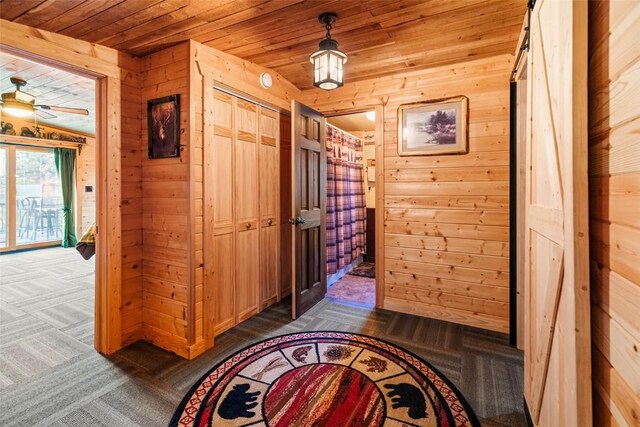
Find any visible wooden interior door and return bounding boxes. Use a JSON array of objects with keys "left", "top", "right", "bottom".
[
  {"left": 279, "top": 113, "right": 293, "bottom": 301},
  {"left": 235, "top": 99, "right": 260, "bottom": 323},
  {"left": 291, "top": 101, "right": 326, "bottom": 319},
  {"left": 524, "top": 0, "right": 590, "bottom": 425}
]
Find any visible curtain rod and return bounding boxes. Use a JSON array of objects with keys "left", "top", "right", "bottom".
[
  {"left": 326, "top": 122, "right": 366, "bottom": 142},
  {"left": 0, "top": 135, "right": 85, "bottom": 151}
]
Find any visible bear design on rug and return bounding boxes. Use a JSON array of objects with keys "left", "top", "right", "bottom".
[
  {"left": 218, "top": 383, "right": 260, "bottom": 420},
  {"left": 384, "top": 383, "right": 428, "bottom": 419},
  {"left": 291, "top": 345, "right": 313, "bottom": 363}
]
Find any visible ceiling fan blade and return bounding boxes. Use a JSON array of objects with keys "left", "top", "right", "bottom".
[
  {"left": 35, "top": 105, "right": 89, "bottom": 115},
  {"left": 36, "top": 109, "right": 57, "bottom": 119}
]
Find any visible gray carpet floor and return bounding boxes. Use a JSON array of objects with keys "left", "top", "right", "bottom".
[{"left": 0, "top": 247, "right": 526, "bottom": 426}]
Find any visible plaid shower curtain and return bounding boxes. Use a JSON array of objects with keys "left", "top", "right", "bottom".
[{"left": 326, "top": 125, "right": 366, "bottom": 275}]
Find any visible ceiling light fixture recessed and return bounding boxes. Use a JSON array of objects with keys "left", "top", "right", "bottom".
[{"left": 310, "top": 12, "right": 347, "bottom": 91}]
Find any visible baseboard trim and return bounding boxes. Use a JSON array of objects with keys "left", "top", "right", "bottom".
[
  {"left": 121, "top": 326, "right": 143, "bottom": 347},
  {"left": 142, "top": 325, "right": 189, "bottom": 358}
]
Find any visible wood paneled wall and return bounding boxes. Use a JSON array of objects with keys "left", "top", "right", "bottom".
[
  {"left": 78, "top": 136, "right": 96, "bottom": 234},
  {"left": 191, "top": 42, "right": 206, "bottom": 355},
  {"left": 120, "top": 59, "right": 143, "bottom": 347},
  {"left": 302, "top": 54, "right": 512, "bottom": 333},
  {"left": 0, "top": 18, "right": 142, "bottom": 353},
  {"left": 137, "top": 41, "right": 299, "bottom": 358},
  {"left": 140, "top": 43, "right": 191, "bottom": 356},
  {"left": 588, "top": 1, "right": 640, "bottom": 425}
]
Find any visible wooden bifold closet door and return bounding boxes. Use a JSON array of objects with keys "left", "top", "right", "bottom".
[
  {"left": 210, "top": 89, "right": 279, "bottom": 335},
  {"left": 235, "top": 99, "right": 260, "bottom": 323},
  {"left": 259, "top": 108, "right": 280, "bottom": 309}
]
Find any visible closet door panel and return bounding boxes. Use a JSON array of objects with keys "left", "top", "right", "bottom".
[
  {"left": 213, "top": 233, "right": 235, "bottom": 334},
  {"left": 237, "top": 228, "right": 259, "bottom": 321},
  {"left": 260, "top": 226, "right": 278, "bottom": 309},
  {"left": 259, "top": 112, "right": 278, "bottom": 221},
  {"left": 235, "top": 100, "right": 259, "bottom": 228},
  {"left": 212, "top": 90, "right": 236, "bottom": 334},
  {"left": 259, "top": 107, "right": 279, "bottom": 308},
  {"left": 235, "top": 99, "right": 259, "bottom": 321},
  {"left": 212, "top": 135, "right": 233, "bottom": 227},
  {"left": 235, "top": 139, "right": 259, "bottom": 228}
]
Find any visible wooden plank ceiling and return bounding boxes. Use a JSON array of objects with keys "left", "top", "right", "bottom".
[
  {"left": 0, "top": 52, "right": 95, "bottom": 136},
  {"left": 327, "top": 112, "right": 375, "bottom": 133},
  {"left": 0, "top": 0, "right": 527, "bottom": 90}
]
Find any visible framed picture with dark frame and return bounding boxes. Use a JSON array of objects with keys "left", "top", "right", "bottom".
[
  {"left": 147, "top": 94, "right": 180, "bottom": 159},
  {"left": 397, "top": 96, "right": 468, "bottom": 156}
]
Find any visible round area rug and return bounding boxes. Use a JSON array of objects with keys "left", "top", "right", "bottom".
[{"left": 170, "top": 332, "right": 480, "bottom": 427}]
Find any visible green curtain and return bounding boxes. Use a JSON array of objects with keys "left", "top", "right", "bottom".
[{"left": 54, "top": 148, "right": 77, "bottom": 247}]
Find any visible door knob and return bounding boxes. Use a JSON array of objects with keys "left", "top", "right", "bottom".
[{"left": 288, "top": 216, "right": 305, "bottom": 225}]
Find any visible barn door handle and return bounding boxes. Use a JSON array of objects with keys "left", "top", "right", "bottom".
[{"left": 288, "top": 217, "right": 305, "bottom": 225}]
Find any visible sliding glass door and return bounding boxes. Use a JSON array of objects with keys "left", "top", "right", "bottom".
[{"left": 0, "top": 143, "right": 65, "bottom": 252}]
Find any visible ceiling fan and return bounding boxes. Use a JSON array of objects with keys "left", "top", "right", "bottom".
[{"left": 0, "top": 77, "right": 89, "bottom": 119}]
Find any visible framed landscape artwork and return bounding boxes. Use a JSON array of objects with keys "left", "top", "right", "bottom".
[
  {"left": 397, "top": 96, "right": 468, "bottom": 156},
  {"left": 148, "top": 94, "right": 180, "bottom": 159}
]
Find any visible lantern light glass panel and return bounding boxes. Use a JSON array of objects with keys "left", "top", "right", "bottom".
[{"left": 311, "top": 49, "right": 346, "bottom": 90}]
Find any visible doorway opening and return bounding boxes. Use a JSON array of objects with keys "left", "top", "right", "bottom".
[
  {"left": 0, "top": 52, "right": 96, "bottom": 253},
  {"left": 324, "top": 111, "right": 376, "bottom": 308},
  {"left": 0, "top": 51, "right": 99, "bottom": 371}
]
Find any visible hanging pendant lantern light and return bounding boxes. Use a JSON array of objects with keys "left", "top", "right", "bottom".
[{"left": 310, "top": 12, "right": 347, "bottom": 90}]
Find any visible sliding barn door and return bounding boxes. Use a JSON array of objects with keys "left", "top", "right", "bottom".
[
  {"left": 291, "top": 101, "right": 326, "bottom": 319},
  {"left": 524, "top": 0, "right": 590, "bottom": 425}
]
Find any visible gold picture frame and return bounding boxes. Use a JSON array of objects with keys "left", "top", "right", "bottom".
[{"left": 397, "top": 96, "right": 468, "bottom": 156}]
